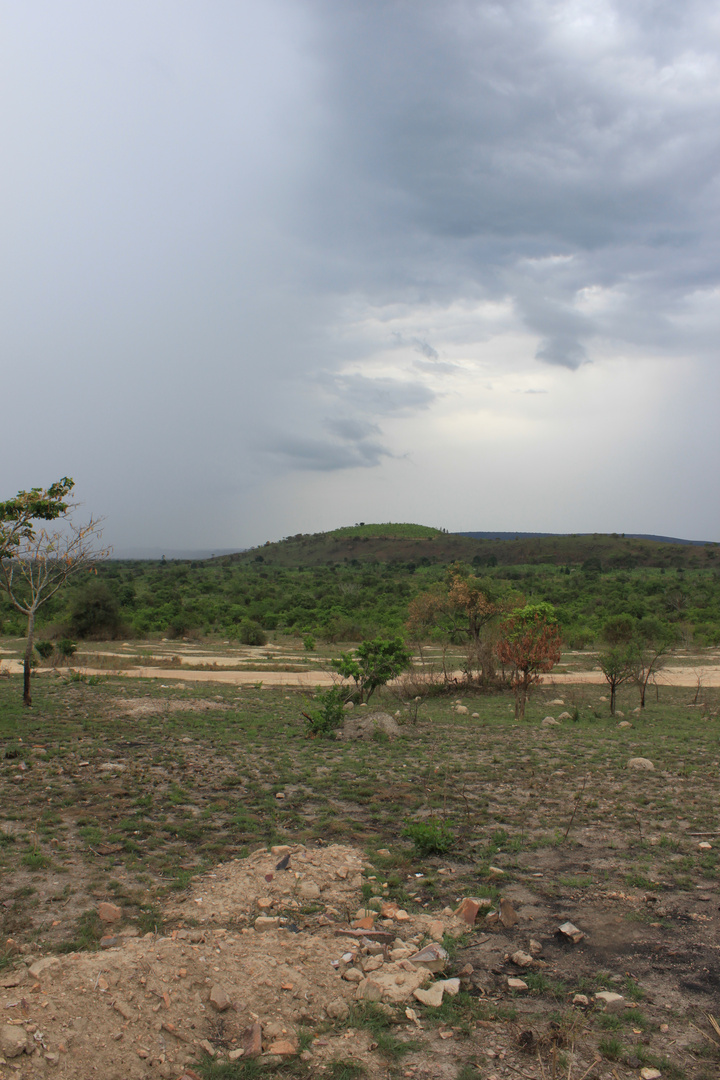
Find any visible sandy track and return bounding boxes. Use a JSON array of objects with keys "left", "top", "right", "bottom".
[{"left": 4, "top": 660, "right": 719, "bottom": 687}]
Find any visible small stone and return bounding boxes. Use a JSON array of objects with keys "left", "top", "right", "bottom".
[
  {"left": 355, "top": 978, "right": 383, "bottom": 1002},
  {"left": 209, "top": 985, "right": 231, "bottom": 1012},
  {"left": 343, "top": 968, "right": 363, "bottom": 983},
  {"left": 542, "top": 717, "right": 559, "bottom": 726},
  {"left": 299, "top": 881, "right": 321, "bottom": 899},
  {"left": 472, "top": 712, "right": 479, "bottom": 718},
  {"left": 395, "top": 909, "right": 410, "bottom": 921},
  {"left": 362, "top": 956, "right": 384, "bottom": 973},
  {"left": 413, "top": 982, "right": 445, "bottom": 1007},
  {"left": 595, "top": 991, "right": 625, "bottom": 1013},
  {"left": 455, "top": 706, "right": 468, "bottom": 715},
  {"left": 455, "top": 897, "right": 481, "bottom": 924},
  {"left": 618, "top": 721, "right": 632, "bottom": 728},
  {"left": 199, "top": 1039, "right": 216, "bottom": 1057},
  {"left": 44, "top": 1052, "right": 60, "bottom": 1066},
  {"left": 227, "top": 1048, "right": 245, "bottom": 1061},
  {"left": 488, "top": 866, "right": 505, "bottom": 878},
  {"left": 572, "top": 994, "right": 589, "bottom": 1007},
  {"left": 507, "top": 977, "right": 528, "bottom": 992},
  {"left": 640, "top": 1069, "right": 661, "bottom": 1080},
  {"left": 627, "top": 757, "right": 654, "bottom": 771},
  {"left": 528, "top": 939, "right": 543, "bottom": 956},
  {"left": 511, "top": 951, "right": 534, "bottom": 967},
  {"left": 242, "top": 1022, "right": 262, "bottom": 1059},
  {"left": 499, "top": 898, "right": 519, "bottom": 928},
  {"left": 97, "top": 902, "right": 122, "bottom": 923},
  {"left": 407, "top": 943, "right": 448, "bottom": 973},
  {"left": 428, "top": 919, "right": 445, "bottom": 941},
  {"left": 438, "top": 977, "right": 460, "bottom": 996},
  {"left": 558, "top": 712, "right": 572, "bottom": 720},
  {"left": 558, "top": 922, "right": 584, "bottom": 943},
  {"left": 28, "top": 957, "right": 61, "bottom": 980},
  {"left": 326, "top": 999, "right": 349, "bottom": 1020},
  {"left": 254, "top": 917, "right": 280, "bottom": 932},
  {"left": 698, "top": 841, "right": 712, "bottom": 851},
  {"left": 267, "top": 1040, "right": 297, "bottom": 1056},
  {"left": 0, "top": 1023, "right": 29, "bottom": 1058},
  {"left": 615, "top": 710, "right": 625, "bottom": 718},
  {"left": 271, "top": 845, "right": 292, "bottom": 855}
]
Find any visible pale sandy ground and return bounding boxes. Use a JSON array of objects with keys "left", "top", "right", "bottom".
[{"left": 3, "top": 660, "right": 719, "bottom": 687}]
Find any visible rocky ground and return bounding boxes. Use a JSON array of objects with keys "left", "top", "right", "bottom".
[{"left": 2, "top": 839, "right": 719, "bottom": 1080}]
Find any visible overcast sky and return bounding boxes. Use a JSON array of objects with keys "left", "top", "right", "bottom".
[{"left": 2, "top": 0, "right": 719, "bottom": 552}]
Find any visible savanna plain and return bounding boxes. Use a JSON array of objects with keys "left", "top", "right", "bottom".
[{"left": 1, "top": 529, "right": 719, "bottom": 1080}]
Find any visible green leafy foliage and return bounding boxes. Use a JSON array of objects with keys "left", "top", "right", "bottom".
[
  {"left": 402, "top": 818, "right": 454, "bottom": 856},
  {"left": 302, "top": 687, "right": 346, "bottom": 737},
  {"left": 332, "top": 637, "right": 412, "bottom": 702}
]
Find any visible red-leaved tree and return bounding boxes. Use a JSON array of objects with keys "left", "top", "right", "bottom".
[{"left": 496, "top": 602, "right": 563, "bottom": 720}]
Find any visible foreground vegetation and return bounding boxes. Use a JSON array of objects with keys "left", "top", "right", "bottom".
[{"left": 0, "top": 670, "right": 719, "bottom": 1076}]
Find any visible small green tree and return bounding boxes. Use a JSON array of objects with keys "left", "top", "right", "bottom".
[
  {"left": 332, "top": 637, "right": 412, "bottom": 703},
  {"left": 496, "top": 602, "right": 563, "bottom": 720},
  {"left": 599, "top": 646, "right": 634, "bottom": 715}
]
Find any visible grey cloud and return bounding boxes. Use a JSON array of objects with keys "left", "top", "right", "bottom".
[
  {"left": 328, "top": 374, "right": 437, "bottom": 416},
  {"left": 269, "top": 434, "right": 391, "bottom": 471},
  {"left": 410, "top": 338, "right": 439, "bottom": 361},
  {"left": 535, "top": 337, "right": 587, "bottom": 370},
  {"left": 325, "top": 417, "right": 382, "bottom": 441}
]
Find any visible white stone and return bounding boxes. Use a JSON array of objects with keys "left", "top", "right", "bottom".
[
  {"left": 627, "top": 758, "right": 654, "bottom": 770},
  {"left": 595, "top": 991, "right": 625, "bottom": 1013}
]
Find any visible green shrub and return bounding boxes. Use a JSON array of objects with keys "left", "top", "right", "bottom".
[
  {"left": 34, "top": 640, "right": 54, "bottom": 660},
  {"left": 402, "top": 818, "right": 454, "bottom": 856},
  {"left": 302, "top": 687, "right": 346, "bottom": 737},
  {"left": 57, "top": 639, "right": 77, "bottom": 659},
  {"left": 238, "top": 620, "right": 267, "bottom": 646}
]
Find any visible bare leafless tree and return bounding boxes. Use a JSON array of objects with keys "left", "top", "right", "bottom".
[{"left": 0, "top": 514, "right": 110, "bottom": 705}]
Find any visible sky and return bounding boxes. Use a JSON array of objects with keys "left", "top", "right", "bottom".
[{"left": 2, "top": 0, "right": 720, "bottom": 553}]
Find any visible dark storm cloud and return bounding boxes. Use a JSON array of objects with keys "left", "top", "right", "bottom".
[
  {"left": 2, "top": 1, "right": 720, "bottom": 545},
  {"left": 303, "top": 0, "right": 720, "bottom": 362}
]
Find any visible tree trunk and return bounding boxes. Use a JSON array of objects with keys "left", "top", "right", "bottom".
[
  {"left": 23, "top": 609, "right": 36, "bottom": 707},
  {"left": 515, "top": 679, "right": 528, "bottom": 720},
  {"left": 610, "top": 683, "right": 616, "bottom": 715}
]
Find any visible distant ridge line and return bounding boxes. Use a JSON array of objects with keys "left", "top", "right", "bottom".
[{"left": 457, "top": 531, "right": 714, "bottom": 546}]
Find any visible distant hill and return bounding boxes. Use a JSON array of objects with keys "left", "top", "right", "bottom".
[
  {"left": 226, "top": 524, "right": 718, "bottom": 570},
  {"left": 458, "top": 531, "right": 712, "bottom": 546}
]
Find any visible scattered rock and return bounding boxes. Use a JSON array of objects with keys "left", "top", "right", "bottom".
[
  {"left": 594, "top": 991, "right": 625, "bottom": 1013},
  {"left": 640, "top": 1068, "right": 661, "bottom": 1080},
  {"left": 549, "top": 699, "right": 564, "bottom": 705},
  {"left": 0, "top": 1023, "right": 28, "bottom": 1058},
  {"left": 627, "top": 758, "right": 654, "bottom": 770},
  {"left": 511, "top": 950, "right": 534, "bottom": 967},
  {"left": 528, "top": 939, "right": 543, "bottom": 956},
  {"left": 299, "top": 880, "right": 321, "bottom": 899},
  {"left": 407, "top": 943, "right": 448, "bottom": 973},
  {"left": 209, "top": 984, "right": 231, "bottom": 1012},
  {"left": 573, "top": 994, "right": 589, "bottom": 1007},
  {"left": 414, "top": 981, "right": 446, "bottom": 1007},
  {"left": 242, "top": 1022, "right": 262, "bottom": 1059},
  {"left": 698, "top": 841, "right": 712, "bottom": 851},
  {"left": 618, "top": 721, "right": 632, "bottom": 728},
  {"left": 455, "top": 897, "right": 481, "bottom": 924},
  {"left": 542, "top": 717, "right": 559, "bottom": 726},
  {"left": 499, "top": 898, "right": 519, "bottom": 928},
  {"left": 28, "top": 957, "right": 61, "bottom": 979},
  {"left": 267, "top": 1040, "right": 297, "bottom": 1056},
  {"left": 254, "top": 916, "right": 280, "bottom": 932},
  {"left": 326, "top": 999, "right": 349, "bottom": 1020},
  {"left": 454, "top": 705, "right": 469, "bottom": 715},
  {"left": 507, "top": 977, "right": 528, "bottom": 992},
  {"left": 97, "top": 902, "right": 122, "bottom": 923},
  {"left": 341, "top": 712, "right": 401, "bottom": 741},
  {"left": 557, "top": 711, "right": 572, "bottom": 720},
  {"left": 557, "top": 922, "right": 585, "bottom": 944},
  {"left": 428, "top": 919, "right": 445, "bottom": 941},
  {"left": 439, "top": 977, "right": 460, "bottom": 996}
]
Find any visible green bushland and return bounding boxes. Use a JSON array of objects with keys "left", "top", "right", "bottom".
[{"left": 1, "top": 527, "right": 718, "bottom": 649}]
